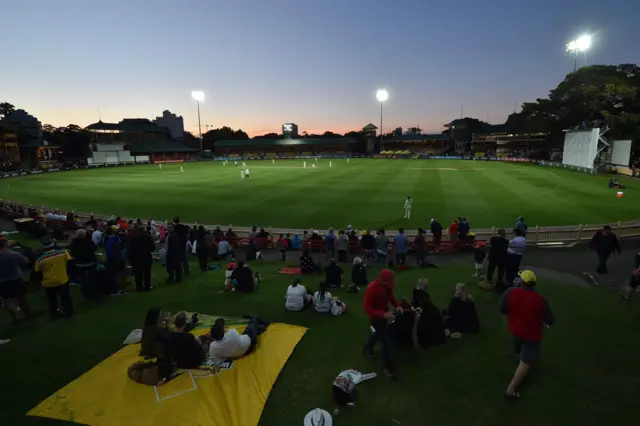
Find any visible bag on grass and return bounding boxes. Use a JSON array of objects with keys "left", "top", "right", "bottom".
[
  {"left": 331, "top": 300, "right": 347, "bottom": 316},
  {"left": 127, "top": 360, "right": 161, "bottom": 386}
]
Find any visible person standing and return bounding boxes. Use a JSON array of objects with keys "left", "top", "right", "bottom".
[
  {"left": 487, "top": 229, "right": 509, "bottom": 288},
  {"left": 374, "top": 229, "right": 389, "bottom": 264},
  {"left": 515, "top": 217, "right": 528, "bottom": 237},
  {"left": 505, "top": 228, "right": 526, "bottom": 286},
  {"left": 403, "top": 196, "right": 412, "bottom": 219},
  {"left": 68, "top": 229, "right": 100, "bottom": 300},
  {"left": 324, "top": 228, "right": 337, "bottom": 262},
  {"left": 363, "top": 269, "right": 402, "bottom": 379},
  {"left": 165, "top": 226, "right": 183, "bottom": 283},
  {"left": 619, "top": 251, "right": 640, "bottom": 301},
  {"left": 35, "top": 236, "right": 74, "bottom": 320},
  {"left": 337, "top": 230, "right": 349, "bottom": 263},
  {"left": 500, "top": 270, "right": 554, "bottom": 399},
  {"left": 448, "top": 219, "right": 459, "bottom": 242},
  {"left": 173, "top": 216, "right": 190, "bottom": 277},
  {"left": 394, "top": 228, "right": 408, "bottom": 269},
  {"left": 105, "top": 227, "right": 126, "bottom": 295},
  {"left": 413, "top": 228, "right": 426, "bottom": 266},
  {"left": 195, "top": 226, "right": 209, "bottom": 272},
  {"left": 0, "top": 238, "right": 33, "bottom": 321},
  {"left": 430, "top": 219, "right": 443, "bottom": 249},
  {"left": 129, "top": 227, "right": 156, "bottom": 292},
  {"left": 589, "top": 225, "right": 621, "bottom": 274}
]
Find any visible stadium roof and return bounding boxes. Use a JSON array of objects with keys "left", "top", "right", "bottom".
[
  {"left": 386, "top": 134, "right": 449, "bottom": 142},
  {"left": 128, "top": 139, "right": 198, "bottom": 153},
  {"left": 216, "top": 137, "right": 356, "bottom": 147},
  {"left": 86, "top": 119, "right": 168, "bottom": 133}
]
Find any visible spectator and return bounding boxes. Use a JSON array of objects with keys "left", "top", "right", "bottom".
[
  {"left": 105, "top": 227, "right": 126, "bottom": 295},
  {"left": 505, "top": 228, "right": 526, "bottom": 287},
  {"left": 363, "top": 269, "right": 402, "bottom": 379},
  {"left": 292, "top": 233, "right": 301, "bottom": 250},
  {"left": 300, "top": 249, "right": 320, "bottom": 274},
  {"left": 309, "top": 230, "right": 322, "bottom": 243},
  {"left": 285, "top": 278, "right": 311, "bottom": 311},
  {"left": 69, "top": 229, "right": 100, "bottom": 300},
  {"left": 361, "top": 230, "right": 375, "bottom": 261},
  {"left": 166, "top": 312, "right": 204, "bottom": 369},
  {"left": 619, "top": 251, "right": 640, "bottom": 301},
  {"left": 285, "top": 233, "right": 293, "bottom": 250},
  {"left": 374, "top": 229, "right": 389, "bottom": 264},
  {"left": 173, "top": 216, "right": 190, "bottom": 277},
  {"left": 324, "top": 228, "right": 337, "bottom": 261},
  {"left": 195, "top": 226, "right": 209, "bottom": 272},
  {"left": 349, "top": 257, "right": 368, "bottom": 292},
  {"left": 257, "top": 228, "right": 270, "bottom": 240},
  {"left": 458, "top": 216, "right": 470, "bottom": 240},
  {"left": 129, "top": 227, "right": 156, "bottom": 292},
  {"left": 324, "top": 259, "right": 343, "bottom": 288},
  {"left": 35, "top": 236, "right": 74, "bottom": 320},
  {"left": 430, "top": 219, "right": 443, "bottom": 249},
  {"left": 473, "top": 241, "right": 486, "bottom": 279},
  {"left": 589, "top": 225, "right": 621, "bottom": 274},
  {"left": 337, "top": 230, "right": 349, "bottom": 263},
  {"left": 394, "top": 228, "right": 408, "bottom": 269},
  {"left": 91, "top": 227, "right": 104, "bottom": 246},
  {"left": 208, "top": 316, "right": 269, "bottom": 361},
  {"left": 165, "top": 225, "right": 183, "bottom": 283},
  {"left": 213, "top": 226, "right": 224, "bottom": 241},
  {"left": 500, "top": 270, "right": 554, "bottom": 399},
  {"left": 248, "top": 226, "right": 258, "bottom": 240},
  {"left": 301, "top": 230, "right": 310, "bottom": 242},
  {"left": 414, "top": 228, "right": 427, "bottom": 266},
  {"left": 0, "top": 238, "right": 33, "bottom": 322},
  {"left": 487, "top": 229, "right": 509, "bottom": 287},
  {"left": 445, "top": 283, "right": 479, "bottom": 333},
  {"left": 226, "top": 260, "right": 260, "bottom": 293},
  {"left": 225, "top": 227, "right": 237, "bottom": 240},
  {"left": 217, "top": 238, "right": 232, "bottom": 260},
  {"left": 313, "top": 282, "right": 333, "bottom": 313},
  {"left": 85, "top": 215, "right": 98, "bottom": 229},
  {"left": 412, "top": 277, "right": 448, "bottom": 347},
  {"left": 516, "top": 216, "right": 528, "bottom": 237},
  {"left": 276, "top": 234, "right": 288, "bottom": 261},
  {"left": 448, "top": 219, "right": 459, "bottom": 242}
]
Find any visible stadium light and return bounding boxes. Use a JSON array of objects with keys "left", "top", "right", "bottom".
[
  {"left": 191, "top": 91, "right": 205, "bottom": 152},
  {"left": 376, "top": 89, "right": 389, "bottom": 151},
  {"left": 566, "top": 34, "right": 592, "bottom": 72}
]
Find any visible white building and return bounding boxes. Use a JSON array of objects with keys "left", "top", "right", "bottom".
[{"left": 154, "top": 110, "right": 184, "bottom": 140}]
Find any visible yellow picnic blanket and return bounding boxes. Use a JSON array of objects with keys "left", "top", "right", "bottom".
[{"left": 28, "top": 316, "right": 307, "bottom": 426}]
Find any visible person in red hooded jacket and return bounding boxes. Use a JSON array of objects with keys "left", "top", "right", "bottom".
[
  {"left": 363, "top": 269, "right": 402, "bottom": 378},
  {"left": 499, "top": 270, "right": 554, "bottom": 399}
]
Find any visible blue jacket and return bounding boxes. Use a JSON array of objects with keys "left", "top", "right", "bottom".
[
  {"left": 292, "top": 235, "right": 301, "bottom": 250},
  {"left": 106, "top": 235, "right": 122, "bottom": 264}
]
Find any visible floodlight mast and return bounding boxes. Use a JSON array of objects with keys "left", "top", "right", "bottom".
[
  {"left": 191, "top": 91, "right": 205, "bottom": 152},
  {"left": 566, "top": 35, "right": 591, "bottom": 72},
  {"left": 376, "top": 89, "right": 389, "bottom": 151}
]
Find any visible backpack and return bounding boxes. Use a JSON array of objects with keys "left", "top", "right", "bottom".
[
  {"left": 127, "top": 360, "right": 161, "bottom": 386},
  {"left": 331, "top": 300, "right": 347, "bottom": 316}
]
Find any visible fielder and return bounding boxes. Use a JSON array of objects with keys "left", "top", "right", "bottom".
[
  {"left": 330, "top": 161, "right": 332, "bottom": 168},
  {"left": 303, "top": 161, "right": 307, "bottom": 168},
  {"left": 159, "top": 163, "right": 162, "bottom": 170},
  {"left": 242, "top": 161, "right": 247, "bottom": 168},
  {"left": 234, "top": 160, "right": 238, "bottom": 167},
  {"left": 404, "top": 196, "right": 412, "bottom": 219},
  {"left": 245, "top": 168, "right": 250, "bottom": 179},
  {"left": 180, "top": 165, "right": 184, "bottom": 173},
  {"left": 240, "top": 170, "right": 245, "bottom": 179}
]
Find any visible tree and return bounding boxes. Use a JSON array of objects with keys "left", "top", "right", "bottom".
[
  {"left": 201, "top": 126, "right": 249, "bottom": 150},
  {"left": 507, "top": 64, "right": 640, "bottom": 140},
  {"left": 253, "top": 133, "right": 280, "bottom": 139},
  {"left": 0, "top": 102, "right": 15, "bottom": 119}
]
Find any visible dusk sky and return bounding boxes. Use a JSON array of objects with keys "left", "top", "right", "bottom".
[{"left": 4, "top": 0, "right": 639, "bottom": 137}]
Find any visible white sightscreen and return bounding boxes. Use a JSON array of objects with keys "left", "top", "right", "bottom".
[
  {"left": 611, "top": 140, "right": 632, "bottom": 166},
  {"left": 562, "top": 129, "right": 599, "bottom": 169}
]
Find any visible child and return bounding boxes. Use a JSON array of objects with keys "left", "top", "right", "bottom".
[
  {"left": 313, "top": 282, "right": 333, "bottom": 313},
  {"left": 224, "top": 261, "right": 237, "bottom": 291},
  {"left": 277, "top": 234, "right": 288, "bottom": 261},
  {"left": 472, "top": 241, "right": 486, "bottom": 279}
]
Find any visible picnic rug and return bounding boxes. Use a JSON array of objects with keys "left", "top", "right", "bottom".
[{"left": 27, "top": 314, "right": 307, "bottom": 426}]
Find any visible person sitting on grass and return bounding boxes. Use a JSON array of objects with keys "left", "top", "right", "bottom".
[
  {"left": 216, "top": 238, "right": 232, "bottom": 260},
  {"left": 300, "top": 249, "right": 321, "bottom": 274},
  {"left": 285, "top": 277, "right": 312, "bottom": 311},
  {"left": 412, "top": 278, "right": 448, "bottom": 346},
  {"left": 139, "top": 307, "right": 175, "bottom": 385},
  {"left": 388, "top": 298, "right": 419, "bottom": 348},
  {"left": 444, "top": 283, "right": 479, "bottom": 334},
  {"left": 224, "top": 260, "right": 261, "bottom": 293},
  {"left": 500, "top": 270, "right": 555, "bottom": 399},
  {"left": 167, "top": 312, "right": 204, "bottom": 369},
  {"left": 208, "top": 316, "right": 269, "bottom": 361},
  {"left": 349, "top": 257, "right": 368, "bottom": 292},
  {"left": 324, "top": 259, "right": 343, "bottom": 288},
  {"left": 313, "top": 282, "right": 333, "bottom": 313}
]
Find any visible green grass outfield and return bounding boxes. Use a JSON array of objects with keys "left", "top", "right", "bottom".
[
  {"left": 1, "top": 257, "right": 639, "bottom": 426},
  {"left": 1, "top": 159, "right": 638, "bottom": 228}
]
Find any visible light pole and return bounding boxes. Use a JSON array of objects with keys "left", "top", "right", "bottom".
[
  {"left": 191, "top": 91, "right": 205, "bottom": 152},
  {"left": 376, "top": 89, "right": 389, "bottom": 152},
  {"left": 566, "top": 34, "right": 591, "bottom": 72}
]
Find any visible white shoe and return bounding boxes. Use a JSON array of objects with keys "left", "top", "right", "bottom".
[{"left": 0, "top": 339, "right": 10, "bottom": 345}]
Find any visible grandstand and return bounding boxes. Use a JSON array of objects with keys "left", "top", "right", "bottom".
[
  {"left": 215, "top": 137, "right": 356, "bottom": 159},
  {"left": 85, "top": 119, "right": 197, "bottom": 165},
  {"left": 472, "top": 130, "right": 553, "bottom": 158},
  {"left": 382, "top": 133, "right": 451, "bottom": 156}
]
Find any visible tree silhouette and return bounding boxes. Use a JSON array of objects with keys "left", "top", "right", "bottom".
[{"left": 0, "top": 102, "right": 15, "bottom": 118}]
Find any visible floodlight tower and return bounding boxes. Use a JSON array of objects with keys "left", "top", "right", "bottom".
[
  {"left": 191, "top": 91, "right": 205, "bottom": 152},
  {"left": 565, "top": 34, "right": 592, "bottom": 72},
  {"left": 376, "top": 89, "right": 389, "bottom": 151}
]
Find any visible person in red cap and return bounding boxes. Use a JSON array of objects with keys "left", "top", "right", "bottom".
[{"left": 363, "top": 269, "right": 402, "bottom": 378}]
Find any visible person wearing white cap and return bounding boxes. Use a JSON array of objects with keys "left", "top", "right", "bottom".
[
  {"left": 304, "top": 408, "right": 332, "bottom": 426},
  {"left": 404, "top": 196, "right": 412, "bottom": 219}
]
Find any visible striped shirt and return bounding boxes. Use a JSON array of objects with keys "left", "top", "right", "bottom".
[{"left": 35, "top": 249, "right": 72, "bottom": 287}]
